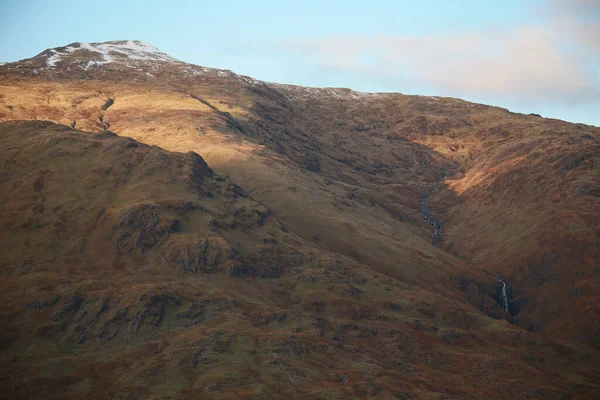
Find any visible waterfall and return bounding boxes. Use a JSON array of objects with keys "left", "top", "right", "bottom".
[
  {"left": 482, "top": 270, "right": 517, "bottom": 324},
  {"left": 496, "top": 277, "right": 515, "bottom": 324},
  {"left": 419, "top": 172, "right": 447, "bottom": 245},
  {"left": 501, "top": 280, "right": 509, "bottom": 313}
]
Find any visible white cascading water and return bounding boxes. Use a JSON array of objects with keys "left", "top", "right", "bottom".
[
  {"left": 500, "top": 280, "right": 509, "bottom": 312},
  {"left": 497, "top": 278, "right": 516, "bottom": 324}
]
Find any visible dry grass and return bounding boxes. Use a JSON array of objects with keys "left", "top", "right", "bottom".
[{"left": 0, "top": 56, "right": 599, "bottom": 398}]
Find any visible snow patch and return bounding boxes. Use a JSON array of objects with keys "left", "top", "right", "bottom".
[
  {"left": 267, "top": 83, "right": 377, "bottom": 101},
  {"left": 45, "top": 50, "right": 61, "bottom": 67},
  {"left": 236, "top": 75, "right": 264, "bottom": 86},
  {"left": 84, "top": 60, "right": 107, "bottom": 70},
  {"left": 184, "top": 66, "right": 204, "bottom": 77}
]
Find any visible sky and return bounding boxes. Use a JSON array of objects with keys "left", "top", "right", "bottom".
[{"left": 1, "top": 0, "right": 599, "bottom": 126}]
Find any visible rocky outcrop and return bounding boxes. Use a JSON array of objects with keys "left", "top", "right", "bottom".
[
  {"left": 113, "top": 204, "right": 180, "bottom": 253},
  {"left": 161, "top": 235, "right": 238, "bottom": 275}
]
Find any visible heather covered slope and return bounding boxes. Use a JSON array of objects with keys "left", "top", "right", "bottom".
[
  {"left": 431, "top": 119, "right": 600, "bottom": 346},
  {"left": 1, "top": 120, "right": 599, "bottom": 399},
  {"left": 2, "top": 65, "right": 599, "bottom": 347},
  {"left": 1, "top": 41, "right": 600, "bottom": 398},
  {"left": 0, "top": 73, "right": 482, "bottom": 306}
]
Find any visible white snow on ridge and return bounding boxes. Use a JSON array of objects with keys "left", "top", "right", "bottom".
[
  {"left": 34, "top": 40, "right": 380, "bottom": 100},
  {"left": 43, "top": 40, "right": 178, "bottom": 68},
  {"left": 267, "top": 82, "right": 378, "bottom": 101},
  {"left": 46, "top": 50, "right": 62, "bottom": 67},
  {"left": 220, "top": 73, "right": 380, "bottom": 101},
  {"left": 76, "top": 40, "right": 177, "bottom": 62},
  {"left": 236, "top": 75, "right": 264, "bottom": 86}
]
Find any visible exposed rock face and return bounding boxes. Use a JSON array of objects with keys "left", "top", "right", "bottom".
[
  {"left": 0, "top": 41, "right": 599, "bottom": 399},
  {"left": 161, "top": 235, "right": 239, "bottom": 275},
  {"left": 114, "top": 204, "right": 179, "bottom": 252}
]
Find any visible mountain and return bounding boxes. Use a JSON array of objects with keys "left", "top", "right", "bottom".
[{"left": 0, "top": 41, "right": 599, "bottom": 399}]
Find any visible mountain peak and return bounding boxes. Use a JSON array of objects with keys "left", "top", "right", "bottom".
[
  {"left": 1, "top": 39, "right": 239, "bottom": 81},
  {"left": 39, "top": 40, "right": 178, "bottom": 69}
]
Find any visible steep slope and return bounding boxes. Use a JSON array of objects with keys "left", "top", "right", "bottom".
[
  {"left": 1, "top": 120, "right": 599, "bottom": 400},
  {"left": 0, "top": 41, "right": 599, "bottom": 398},
  {"left": 0, "top": 41, "right": 496, "bottom": 311},
  {"left": 430, "top": 118, "right": 600, "bottom": 346},
  {"left": 260, "top": 92, "right": 600, "bottom": 347}
]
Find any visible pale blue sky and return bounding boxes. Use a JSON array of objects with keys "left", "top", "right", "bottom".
[{"left": 1, "top": 0, "right": 598, "bottom": 126}]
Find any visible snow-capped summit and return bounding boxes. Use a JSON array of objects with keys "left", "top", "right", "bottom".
[
  {"left": 0, "top": 40, "right": 208, "bottom": 80},
  {"left": 43, "top": 40, "right": 178, "bottom": 69},
  {"left": 0, "top": 40, "right": 377, "bottom": 98}
]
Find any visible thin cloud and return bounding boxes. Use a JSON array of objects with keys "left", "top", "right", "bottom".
[
  {"left": 543, "top": 0, "right": 600, "bottom": 50},
  {"left": 547, "top": 0, "right": 600, "bottom": 14},
  {"left": 279, "top": 25, "right": 599, "bottom": 104}
]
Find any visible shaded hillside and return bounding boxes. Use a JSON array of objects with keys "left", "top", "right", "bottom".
[
  {"left": 431, "top": 120, "right": 600, "bottom": 346},
  {"left": 1, "top": 120, "right": 599, "bottom": 399}
]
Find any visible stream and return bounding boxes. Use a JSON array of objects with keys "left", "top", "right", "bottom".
[
  {"left": 420, "top": 172, "right": 518, "bottom": 324},
  {"left": 420, "top": 172, "right": 446, "bottom": 245},
  {"left": 495, "top": 277, "right": 517, "bottom": 324}
]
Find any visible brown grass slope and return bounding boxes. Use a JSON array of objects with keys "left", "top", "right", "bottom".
[
  {"left": 0, "top": 41, "right": 599, "bottom": 397},
  {"left": 2, "top": 59, "right": 599, "bottom": 347},
  {"left": 0, "top": 73, "right": 494, "bottom": 312},
  {"left": 0, "top": 120, "right": 599, "bottom": 400},
  {"left": 432, "top": 119, "right": 600, "bottom": 346}
]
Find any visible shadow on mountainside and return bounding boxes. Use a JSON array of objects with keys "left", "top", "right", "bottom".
[
  {"left": 190, "top": 86, "right": 600, "bottom": 347},
  {"left": 1, "top": 120, "right": 599, "bottom": 400},
  {"left": 2, "top": 74, "right": 598, "bottom": 347},
  {"left": 189, "top": 92, "right": 526, "bottom": 327},
  {"left": 429, "top": 125, "right": 600, "bottom": 347}
]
